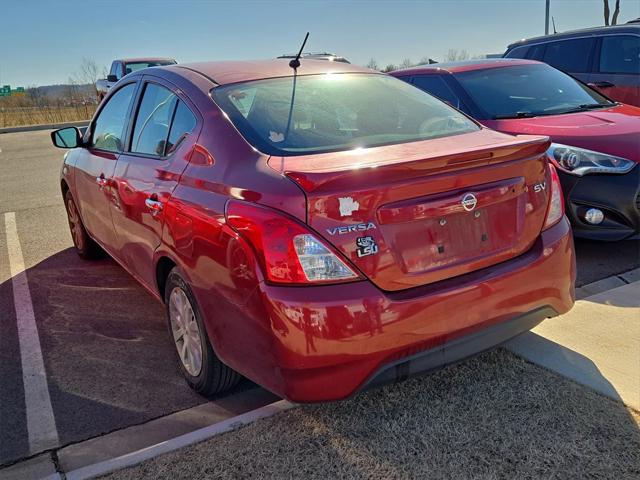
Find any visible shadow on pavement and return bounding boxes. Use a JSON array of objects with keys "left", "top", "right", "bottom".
[
  {"left": 574, "top": 238, "right": 640, "bottom": 287},
  {"left": 0, "top": 247, "right": 253, "bottom": 466}
]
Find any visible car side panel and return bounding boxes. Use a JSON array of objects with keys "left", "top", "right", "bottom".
[
  {"left": 150, "top": 77, "right": 307, "bottom": 378},
  {"left": 72, "top": 147, "right": 120, "bottom": 252},
  {"left": 110, "top": 76, "right": 204, "bottom": 291}
]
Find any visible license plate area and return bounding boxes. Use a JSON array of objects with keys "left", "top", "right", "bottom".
[
  {"left": 397, "top": 198, "right": 522, "bottom": 273},
  {"left": 377, "top": 178, "right": 526, "bottom": 274}
]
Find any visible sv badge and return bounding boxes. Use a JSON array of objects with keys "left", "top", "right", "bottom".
[{"left": 533, "top": 181, "right": 546, "bottom": 193}]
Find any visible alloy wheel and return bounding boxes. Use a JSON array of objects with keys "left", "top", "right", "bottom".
[
  {"left": 168, "top": 287, "right": 203, "bottom": 377},
  {"left": 66, "top": 198, "right": 84, "bottom": 251}
]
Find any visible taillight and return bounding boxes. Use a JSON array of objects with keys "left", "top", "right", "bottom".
[
  {"left": 225, "top": 201, "right": 360, "bottom": 285},
  {"left": 543, "top": 162, "right": 564, "bottom": 230}
]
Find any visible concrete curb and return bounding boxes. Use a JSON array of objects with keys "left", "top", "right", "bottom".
[
  {"left": 0, "top": 121, "right": 89, "bottom": 135},
  {"left": 65, "top": 400, "right": 294, "bottom": 480},
  {"left": 575, "top": 267, "right": 640, "bottom": 300}
]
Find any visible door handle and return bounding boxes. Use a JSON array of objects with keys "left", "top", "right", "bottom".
[
  {"left": 590, "top": 81, "right": 615, "bottom": 88},
  {"left": 96, "top": 175, "right": 108, "bottom": 189},
  {"left": 145, "top": 197, "right": 164, "bottom": 216}
]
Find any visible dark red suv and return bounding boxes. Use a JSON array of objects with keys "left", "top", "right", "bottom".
[
  {"left": 504, "top": 24, "right": 640, "bottom": 107},
  {"left": 50, "top": 60, "right": 575, "bottom": 402}
]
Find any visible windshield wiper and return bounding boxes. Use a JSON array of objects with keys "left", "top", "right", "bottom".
[
  {"left": 577, "top": 102, "right": 615, "bottom": 110},
  {"left": 492, "top": 111, "right": 536, "bottom": 119},
  {"left": 493, "top": 102, "right": 617, "bottom": 120},
  {"left": 549, "top": 102, "right": 617, "bottom": 115}
]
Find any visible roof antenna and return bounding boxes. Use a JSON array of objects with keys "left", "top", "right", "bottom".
[
  {"left": 552, "top": 16, "right": 557, "bottom": 33},
  {"left": 289, "top": 32, "right": 310, "bottom": 69}
]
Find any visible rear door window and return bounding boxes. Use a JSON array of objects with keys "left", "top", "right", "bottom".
[
  {"left": 166, "top": 101, "right": 197, "bottom": 154},
  {"left": 599, "top": 35, "right": 640, "bottom": 74},
  {"left": 412, "top": 75, "right": 462, "bottom": 108},
  {"left": 542, "top": 38, "right": 595, "bottom": 72},
  {"left": 131, "top": 83, "right": 178, "bottom": 156},
  {"left": 130, "top": 82, "right": 197, "bottom": 157}
]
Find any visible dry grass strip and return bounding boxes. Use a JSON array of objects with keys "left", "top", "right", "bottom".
[{"left": 105, "top": 349, "right": 640, "bottom": 480}]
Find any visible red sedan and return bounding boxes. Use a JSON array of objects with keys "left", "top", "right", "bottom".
[
  {"left": 392, "top": 59, "right": 640, "bottom": 241},
  {"left": 51, "top": 59, "right": 575, "bottom": 402}
]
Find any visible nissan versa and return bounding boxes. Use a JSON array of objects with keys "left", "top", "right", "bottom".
[
  {"left": 392, "top": 59, "right": 640, "bottom": 241},
  {"left": 50, "top": 59, "right": 575, "bottom": 402}
]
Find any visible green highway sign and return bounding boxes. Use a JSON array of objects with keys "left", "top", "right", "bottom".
[{"left": 0, "top": 85, "right": 26, "bottom": 97}]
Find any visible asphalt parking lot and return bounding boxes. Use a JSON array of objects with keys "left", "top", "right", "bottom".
[
  {"left": 0, "top": 130, "right": 280, "bottom": 468},
  {"left": 0, "top": 129, "right": 638, "bottom": 470}
]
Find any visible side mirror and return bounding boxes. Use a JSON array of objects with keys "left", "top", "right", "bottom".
[
  {"left": 51, "top": 127, "right": 82, "bottom": 149},
  {"left": 107, "top": 74, "right": 118, "bottom": 82}
]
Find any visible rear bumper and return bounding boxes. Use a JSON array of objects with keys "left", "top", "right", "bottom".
[
  {"left": 560, "top": 165, "right": 640, "bottom": 241},
  {"left": 362, "top": 305, "right": 556, "bottom": 392},
  {"left": 226, "top": 217, "right": 575, "bottom": 403}
]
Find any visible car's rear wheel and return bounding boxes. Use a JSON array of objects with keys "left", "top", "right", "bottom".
[
  {"left": 64, "top": 190, "right": 102, "bottom": 259},
  {"left": 165, "top": 268, "right": 241, "bottom": 396}
]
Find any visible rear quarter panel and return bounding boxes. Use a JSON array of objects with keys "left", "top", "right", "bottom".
[{"left": 155, "top": 70, "right": 307, "bottom": 380}]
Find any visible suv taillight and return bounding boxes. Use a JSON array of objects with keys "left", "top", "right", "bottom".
[
  {"left": 225, "top": 201, "right": 361, "bottom": 285},
  {"left": 543, "top": 162, "right": 565, "bottom": 230}
]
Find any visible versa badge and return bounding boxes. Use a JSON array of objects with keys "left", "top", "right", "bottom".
[{"left": 356, "top": 236, "right": 379, "bottom": 258}]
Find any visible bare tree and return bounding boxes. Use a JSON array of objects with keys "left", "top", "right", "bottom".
[
  {"left": 64, "top": 77, "right": 82, "bottom": 106},
  {"left": 26, "top": 85, "right": 45, "bottom": 107},
  {"left": 382, "top": 64, "right": 397, "bottom": 73},
  {"left": 70, "top": 58, "right": 101, "bottom": 101},
  {"left": 612, "top": 0, "right": 621, "bottom": 24},
  {"left": 604, "top": 0, "right": 621, "bottom": 25},
  {"left": 366, "top": 58, "right": 379, "bottom": 70},
  {"left": 399, "top": 58, "right": 414, "bottom": 69},
  {"left": 444, "top": 49, "right": 470, "bottom": 62},
  {"left": 79, "top": 58, "right": 100, "bottom": 84}
]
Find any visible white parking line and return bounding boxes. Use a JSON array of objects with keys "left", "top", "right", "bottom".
[{"left": 4, "top": 212, "right": 59, "bottom": 454}]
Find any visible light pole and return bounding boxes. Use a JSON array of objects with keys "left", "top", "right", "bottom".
[{"left": 545, "top": 0, "right": 550, "bottom": 35}]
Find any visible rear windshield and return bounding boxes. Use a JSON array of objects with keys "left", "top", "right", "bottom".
[
  {"left": 211, "top": 73, "right": 479, "bottom": 156},
  {"left": 454, "top": 63, "right": 613, "bottom": 119},
  {"left": 124, "top": 60, "right": 176, "bottom": 74}
]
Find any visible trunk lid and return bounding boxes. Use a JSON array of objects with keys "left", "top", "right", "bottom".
[{"left": 269, "top": 129, "right": 551, "bottom": 291}]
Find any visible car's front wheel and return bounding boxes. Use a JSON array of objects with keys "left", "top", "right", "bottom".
[
  {"left": 165, "top": 267, "right": 241, "bottom": 396},
  {"left": 64, "top": 190, "right": 103, "bottom": 259}
]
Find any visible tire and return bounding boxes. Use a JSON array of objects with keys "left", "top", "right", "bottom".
[
  {"left": 64, "top": 190, "right": 103, "bottom": 259},
  {"left": 164, "top": 267, "right": 241, "bottom": 396}
]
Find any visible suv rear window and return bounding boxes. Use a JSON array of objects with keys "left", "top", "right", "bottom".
[
  {"left": 542, "top": 38, "right": 595, "bottom": 73},
  {"left": 599, "top": 35, "right": 640, "bottom": 74},
  {"left": 211, "top": 73, "right": 478, "bottom": 156}
]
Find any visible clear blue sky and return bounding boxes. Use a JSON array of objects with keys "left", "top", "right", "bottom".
[{"left": 3, "top": 0, "right": 639, "bottom": 87}]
